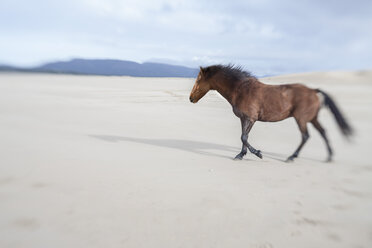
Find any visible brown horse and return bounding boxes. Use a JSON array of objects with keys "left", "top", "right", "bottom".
[{"left": 189, "top": 65, "right": 352, "bottom": 162}]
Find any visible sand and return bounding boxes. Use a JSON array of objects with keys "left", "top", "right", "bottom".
[{"left": 0, "top": 71, "right": 371, "bottom": 248}]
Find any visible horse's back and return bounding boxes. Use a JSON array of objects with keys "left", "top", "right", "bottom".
[
  {"left": 256, "top": 82, "right": 320, "bottom": 122},
  {"left": 233, "top": 80, "right": 320, "bottom": 122}
]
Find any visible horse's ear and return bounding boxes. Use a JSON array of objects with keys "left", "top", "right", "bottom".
[{"left": 199, "top": 66, "right": 206, "bottom": 77}]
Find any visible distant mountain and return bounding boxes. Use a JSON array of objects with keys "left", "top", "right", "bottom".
[
  {"left": 0, "top": 65, "right": 21, "bottom": 71},
  {"left": 0, "top": 59, "right": 199, "bottom": 78}
]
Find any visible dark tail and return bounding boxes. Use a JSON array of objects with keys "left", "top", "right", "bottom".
[{"left": 316, "top": 89, "right": 353, "bottom": 137}]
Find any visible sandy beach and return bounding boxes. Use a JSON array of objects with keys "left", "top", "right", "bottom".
[{"left": 1, "top": 71, "right": 372, "bottom": 248}]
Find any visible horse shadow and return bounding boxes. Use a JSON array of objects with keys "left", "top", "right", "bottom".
[
  {"left": 89, "top": 135, "right": 240, "bottom": 160},
  {"left": 89, "top": 135, "right": 324, "bottom": 163},
  {"left": 261, "top": 151, "right": 325, "bottom": 163}
]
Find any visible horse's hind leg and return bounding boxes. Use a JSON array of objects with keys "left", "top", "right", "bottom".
[
  {"left": 287, "top": 119, "right": 309, "bottom": 162},
  {"left": 234, "top": 117, "right": 262, "bottom": 160},
  {"left": 311, "top": 117, "right": 333, "bottom": 162}
]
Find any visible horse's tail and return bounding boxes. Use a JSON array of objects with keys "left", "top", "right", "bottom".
[{"left": 316, "top": 89, "right": 353, "bottom": 137}]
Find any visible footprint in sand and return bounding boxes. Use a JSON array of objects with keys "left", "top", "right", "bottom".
[
  {"left": 12, "top": 218, "right": 40, "bottom": 230},
  {"left": 31, "top": 182, "right": 49, "bottom": 188},
  {"left": 332, "top": 187, "right": 368, "bottom": 198},
  {"left": 295, "top": 217, "right": 329, "bottom": 227},
  {"left": 332, "top": 204, "right": 353, "bottom": 211},
  {"left": 0, "top": 177, "right": 15, "bottom": 186},
  {"left": 290, "top": 230, "right": 302, "bottom": 237},
  {"left": 326, "top": 233, "right": 342, "bottom": 242}
]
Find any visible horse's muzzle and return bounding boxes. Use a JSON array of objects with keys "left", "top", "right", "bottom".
[{"left": 189, "top": 96, "right": 194, "bottom": 103}]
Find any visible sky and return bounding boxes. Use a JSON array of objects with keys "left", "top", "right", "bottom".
[{"left": 1, "top": 0, "right": 371, "bottom": 75}]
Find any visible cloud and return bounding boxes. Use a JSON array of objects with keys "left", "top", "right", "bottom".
[{"left": 0, "top": 0, "right": 371, "bottom": 74}]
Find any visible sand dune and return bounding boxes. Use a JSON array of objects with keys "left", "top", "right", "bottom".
[{"left": 0, "top": 71, "right": 372, "bottom": 248}]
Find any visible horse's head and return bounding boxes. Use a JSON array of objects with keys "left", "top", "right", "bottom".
[{"left": 189, "top": 67, "right": 212, "bottom": 103}]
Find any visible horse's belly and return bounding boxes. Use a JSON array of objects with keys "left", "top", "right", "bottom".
[
  {"left": 259, "top": 111, "right": 291, "bottom": 122},
  {"left": 259, "top": 101, "right": 292, "bottom": 122}
]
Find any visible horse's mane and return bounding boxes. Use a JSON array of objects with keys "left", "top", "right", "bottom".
[{"left": 203, "top": 64, "right": 255, "bottom": 82}]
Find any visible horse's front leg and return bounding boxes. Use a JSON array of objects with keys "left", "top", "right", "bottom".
[
  {"left": 234, "top": 142, "right": 247, "bottom": 160},
  {"left": 234, "top": 117, "right": 262, "bottom": 160}
]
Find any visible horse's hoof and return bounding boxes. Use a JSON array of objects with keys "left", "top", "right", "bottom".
[
  {"left": 234, "top": 155, "right": 243, "bottom": 160},
  {"left": 286, "top": 156, "right": 295, "bottom": 162},
  {"left": 255, "top": 150, "right": 263, "bottom": 159},
  {"left": 326, "top": 157, "right": 333, "bottom": 163}
]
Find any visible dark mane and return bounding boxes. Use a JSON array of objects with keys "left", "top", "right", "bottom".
[{"left": 203, "top": 64, "right": 255, "bottom": 82}]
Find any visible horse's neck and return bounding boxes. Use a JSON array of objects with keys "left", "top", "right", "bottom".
[{"left": 212, "top": 78, "right": 240, "bottom": 105}]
